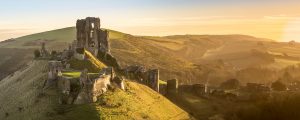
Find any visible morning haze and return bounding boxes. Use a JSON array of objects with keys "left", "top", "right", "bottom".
[
  {"left": 1, "top": 0, "right": 300, "bottom": 41},
  {"left": 1, "top": 1, "right": 300, "bottom": 120}
]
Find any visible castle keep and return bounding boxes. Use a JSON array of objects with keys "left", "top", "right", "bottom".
[
  {"left": 76, "top": 17, "right": 109, "bottom": 56},
  {"left": 44, "top": 17, "right": 162, "bottom": 104}
]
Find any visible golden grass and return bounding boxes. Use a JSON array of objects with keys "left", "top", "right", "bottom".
[
  {"left": 93, "top": 81, "right": 191, "bottom": 120},
  {"left": 84, "top": 49, "right": 107, "bottom": 70},
  {"left": 62, "top": 71, "right": 99, "bottom": 78}
]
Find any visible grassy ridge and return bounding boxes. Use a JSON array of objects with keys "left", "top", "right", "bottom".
[{"left": 60, "top": 81, "right": 191, "bottom": 120}]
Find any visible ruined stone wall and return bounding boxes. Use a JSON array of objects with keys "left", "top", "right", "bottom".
[
  {"left": 92, "top": 75, "right": 111, "bottom": 102},
  {"left": 40, "top": 42, "right": 50, "bottom": 57},
  {"left": 47, "top": 61, "right": 63, "bottom": 84},
  {"left": 76, "top": 17, "right": 109, "bottom": 56},
  {"left": 73, "top": 68, "right": 124, "bottom": 104},
  {"left": 167, "top": 79, "right": 178, "bottom": 94},
  {"left": 148, "top": 69, "right": 160, "bottom": 92},
  {"left": 124, "top": 66, "right": 160, "bottom": 92},
  {"left": 98, "top": 29, "right": 110, "bottom": 53}
]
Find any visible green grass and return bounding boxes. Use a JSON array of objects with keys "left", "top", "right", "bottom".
[
  {"left": 159, "top": 80, "right": 167, "bottom": 85},
  {"left": 49, "top": 80, "right": 191, "bottom": 120},
  {"left": 92, "top": 81, "right": 191, "bottom": 120},
  {"left": 62, "top": 71, "right": 99, "bottom": 78},
  {"left": 84, "top": 49, "right": 107, "bottom": 69},
  {"left": 0, "top": 60, "right": 60, "bottom": 120},
  {"left": 0, "top": 27, "right": 127, "bottom": 50},
  {"left": 53, "top": 104, "right": 100, "bottom": 120},
  {"left": 68, "top": 58, "right": 103, "bottom": 73},
  {"left": 3, "top": 26, "right": 299, "bottom": 86}
]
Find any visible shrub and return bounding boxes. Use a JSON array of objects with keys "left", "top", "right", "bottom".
[
  {"left": 220, "top": 79, "right": 240, "bottom": 90},
  {"left": 34, "top": 49, "right": 41, "bottom": 58},
  {"left": 271, "top": 81, "right": 287, "bottom": 91},
  {"left": 51, "top": 50, "right": 57, "bottom": 56}
]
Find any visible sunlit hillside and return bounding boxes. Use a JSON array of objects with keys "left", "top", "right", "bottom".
[
  {"left": 0, "top": 60, "right": 190, "bottom": 120},
  {"left": 1, "top": 27, "right": 300, "bottom": 85}
]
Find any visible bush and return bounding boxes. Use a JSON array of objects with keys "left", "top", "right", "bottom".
[
  {"left": 271, "top": 81, "right": 287, "bottom": 91},
  {"left": 34, "top": 49, "right": 41, "bottom": 58},
  {"left": 220, "top": 79, "right": 240, "bottom": 90},
  {"left": 51, "top": 50, "right": 57, "bottom": 56}
]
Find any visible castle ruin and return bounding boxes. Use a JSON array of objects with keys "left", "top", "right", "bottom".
[
  {"left": 45, "top": 17, "right": 164, "bottom": 104},
  {"left": 124, "top": 66, "right": 160, "bottom": 92},
  {"left": 76, "top": 17, "right": 109, "bottom": 56}
]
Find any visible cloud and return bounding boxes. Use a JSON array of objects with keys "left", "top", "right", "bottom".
[
  {"left": 263, "top": 15, "right": 297, "bottom": 20},
  {"left": 0, "top": 28, "right": 36, "bottom": 41},
  {"left": 0, "top": 28, "right": 32, "bottom": 33}
]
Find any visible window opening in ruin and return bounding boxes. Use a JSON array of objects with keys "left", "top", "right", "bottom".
[
  {"left": 91, "top": 23, "right": 94, "bottom": 29},
  {"left": 90, "top": 31, "right": 93, "bottom": 38},
  {"left": 91, "top": 41, "right": 95, "bottom": 47}
]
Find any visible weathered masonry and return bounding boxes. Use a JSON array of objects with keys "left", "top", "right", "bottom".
[{"left": 76, "top": 17, "right": 109, "bottom": 56}]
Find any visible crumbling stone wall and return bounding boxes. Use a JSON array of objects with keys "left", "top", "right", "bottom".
[
  {"left": 47, "top": 61, "right": 63, "bottom": 86},
  {"left": 147, "top": 69, "right": 160, "bottom": 92},
  {"left": 167, "top": 79, "right": 178, "bottom": 94},
  {"left": 124, "top": 66, "right": 160, "bottom": 92},
  {"left": 74, "top": 68, "right": 124, "bottom": 104},
  {"left": 40, "top": 42, "right": 50, "bottom": 57},
  {"left": 57, "top": 77, "right": 72, "bottom": 104},
  {"left": 76, "top": 17, "right": 109, "bottom": 56},
  {"left": 92, "top": 75, "right": 111, "bottom": 102}
]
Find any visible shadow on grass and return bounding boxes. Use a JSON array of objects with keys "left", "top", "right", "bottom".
[
  {"left": 166, "top": 92, "right": 215, "bottom": 120},
  {"left": 52, "top": 104, "right": 100, "bottom": 120}
]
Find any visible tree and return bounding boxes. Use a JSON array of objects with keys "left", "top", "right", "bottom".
[
  {"left": 220, "top": 79, "right": 240, "bottom": 90},
  {"left": 271, "top": 80, "right": 287, "bottom": 91},
  {"left": 34, "top": 49, "right": 40, "bottom": 58}
]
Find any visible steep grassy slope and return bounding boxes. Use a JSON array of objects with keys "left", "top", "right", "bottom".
[
  {"left": 58, "top": 81, "right": 192, "bottom": 120},
  {"left": 0, "top": 60, "right": 59, "bottom": 120},
  {"left": 0, "top": 48, "right": 33, "bottom": 80}
]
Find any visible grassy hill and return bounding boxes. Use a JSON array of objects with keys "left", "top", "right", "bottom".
[
  {"left": 1, "top": 27, "right": 300, "bottom": 85},
  {"left": 0, "top": 60, "right": 191, "bottom": 120},
  {"left": 59, "top": 81, "right": 191, "bottom": 120},
  {"left": 0, "top": 60, "right": 57, "bottom": 120}
]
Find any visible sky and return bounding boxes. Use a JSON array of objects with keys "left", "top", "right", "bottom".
[{"left": 0, "top": 0, "right": 300, "bottom": 41}]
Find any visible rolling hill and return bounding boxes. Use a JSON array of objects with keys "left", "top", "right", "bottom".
[{"left": 1, "top": 27, "right": 300, "bottom": 85}]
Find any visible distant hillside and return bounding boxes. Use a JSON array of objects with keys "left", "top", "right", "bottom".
[
  {"left": 1, "top": 27, "right": 300, "bottom": 85},
  {"left": 0, "top": 60, "right": 190, "bottom": 120}
]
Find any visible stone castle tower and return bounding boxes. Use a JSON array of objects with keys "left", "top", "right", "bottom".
[{"left": 76, "top": 17, "right": 109, "bottom": 56}]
